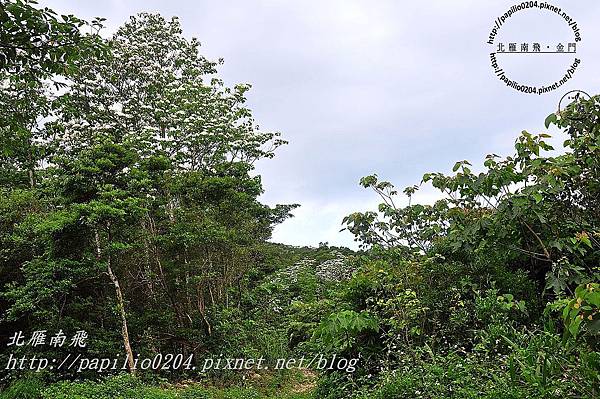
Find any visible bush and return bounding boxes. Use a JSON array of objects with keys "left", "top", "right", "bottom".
[
  {"left": 0, "top": 375, "right": 44, "bottom": 399},
  {"left": 40, "top": 374, "right": 176, "bottom": 399}
]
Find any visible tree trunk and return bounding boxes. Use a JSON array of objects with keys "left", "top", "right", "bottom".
[
  {"left": 146, "top": 213, "right": 186, "bottom": 327},
  {"left": 27, "top": 147, "right": 35, "bottom": 188},
  {"left": 196, "top": 284, "right": 212, "bottom": 336},
  {"left": 95, "top": 228, "right": 136, "bottom": 373}
]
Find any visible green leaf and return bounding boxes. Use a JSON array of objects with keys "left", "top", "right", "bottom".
[
  {"left": 569, "top": 315, "right": 583, "bottom": 337},
  {"left": 544, "top": 113, "right": 557, "bottom": 128}
]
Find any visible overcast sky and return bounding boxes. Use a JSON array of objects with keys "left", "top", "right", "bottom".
[{"left": 42, "top": 0, "right": 600, "bottom": 248}]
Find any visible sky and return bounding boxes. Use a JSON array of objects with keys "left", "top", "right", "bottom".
[{"left": 42, "top": 0, "right": 600, "bottom": 249}]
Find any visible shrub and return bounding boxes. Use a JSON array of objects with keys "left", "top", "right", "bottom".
[{"left": 0, "top": 375, "right": 44, "bottom": 399}]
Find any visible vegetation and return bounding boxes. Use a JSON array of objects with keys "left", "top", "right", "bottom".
[{"left": 1, "top": 1, "right": 598, "bottom": 398}]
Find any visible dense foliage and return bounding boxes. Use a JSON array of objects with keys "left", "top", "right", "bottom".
[
  {"left": 1, "top": 0, "right": 296, "bottom": 385},
  {"left": 1, "top": 1, "right": 599, "bottom": 398},
  {"left": 322, "top": 94, "right": 600, "bottom": 398}
]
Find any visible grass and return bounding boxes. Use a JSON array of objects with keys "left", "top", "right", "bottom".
[{"left": 0, "top": 370, "right": 316, "bottom": 399}]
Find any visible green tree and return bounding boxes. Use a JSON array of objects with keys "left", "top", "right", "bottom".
[
  {"left": 2, "top": 9, "right": 297, "bottom": 377},
  {"left": 345, "top": 95, "right": 600, "bottom": 297},
  {"left": 0, "top": 0, "right": 104, "bottom": 188}
]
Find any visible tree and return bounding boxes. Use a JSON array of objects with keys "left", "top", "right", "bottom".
[
  {"left": 0, "top": 0, "right": 104, "bottom": 188},
  {"left": 2, "top": 9, "right": 297, "bottom": 374},
  {"left": 345, "top": 95, "right": 600, "bottom": 297}
]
